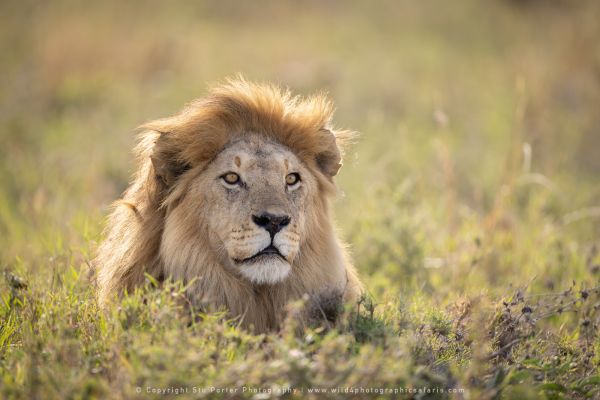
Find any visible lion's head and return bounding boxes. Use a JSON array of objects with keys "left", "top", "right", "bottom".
[
  {"left": 96, "top": 77, "right": 363, "bottom": 331},
  {"left": 162, "top": 134, "right": 316, "bottom": 285}
]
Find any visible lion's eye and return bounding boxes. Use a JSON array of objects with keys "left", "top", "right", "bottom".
[
  {"left": 285, "top": 173, "right": 300, "bottom": 186},
  {"left": 222, "top": 172, "right": 240, "bottom": 185}
]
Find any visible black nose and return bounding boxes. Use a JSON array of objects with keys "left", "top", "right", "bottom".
[{"left": 252, "top": 212, "right": 291, "bottom": 237}]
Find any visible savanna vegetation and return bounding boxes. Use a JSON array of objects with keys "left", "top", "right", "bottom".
[{"left": 1, "top": 1, "right": 599, "bottom": 398}]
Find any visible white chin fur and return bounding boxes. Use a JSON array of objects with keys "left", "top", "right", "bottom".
[{"left": 238, "top": 258, "right": 291, "bottom": 284}]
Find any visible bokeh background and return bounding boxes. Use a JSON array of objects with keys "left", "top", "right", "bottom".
[
  {"left": 1, "top": 1, "right": 600, "bottom": 397},
  {"left": 2, "top": 0, "right": 598, "bottom": 294}
]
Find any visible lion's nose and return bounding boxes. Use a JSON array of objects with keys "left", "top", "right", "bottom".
[{"left": 252, "top": 212, "right": 291, "bottom": 237}]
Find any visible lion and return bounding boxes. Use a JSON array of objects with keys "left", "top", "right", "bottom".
[{"left": 95, "top": 77, "right": 363, "bottom": 332}]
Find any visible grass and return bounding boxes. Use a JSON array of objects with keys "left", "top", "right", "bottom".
[{"left": 1, "top": 0, "right": 600, "bottom": 398}]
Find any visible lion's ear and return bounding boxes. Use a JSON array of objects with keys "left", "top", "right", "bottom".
[
  {"left": 150, "top": 133, "right": 191, "bottom": 187},
  {"left": 315, "top": 128, "right": 343, "bottom": 177}
]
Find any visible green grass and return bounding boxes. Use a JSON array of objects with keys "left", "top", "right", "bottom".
[{"left": 1, "top": 0, "right": 600, "bottom": 398}]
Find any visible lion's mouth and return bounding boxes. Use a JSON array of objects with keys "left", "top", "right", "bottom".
[{"left": 234, "top": 245, "right": 285, "bottom": 264}]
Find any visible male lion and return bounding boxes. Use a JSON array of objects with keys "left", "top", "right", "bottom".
[{"left": 96, "top": 78, "right": 363, "bottom": 332}]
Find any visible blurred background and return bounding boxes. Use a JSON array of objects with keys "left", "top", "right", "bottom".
[{"left": 1, "top": 0, "right": 599, "bottom": 299}]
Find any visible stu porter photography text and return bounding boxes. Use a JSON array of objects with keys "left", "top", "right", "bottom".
[{"left": 140, "top": 385, "right": 467, "bottom": 395}]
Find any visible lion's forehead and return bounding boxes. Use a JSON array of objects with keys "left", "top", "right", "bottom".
[{"left": 216, "top": 135, "right": 301, "bottom": 173}]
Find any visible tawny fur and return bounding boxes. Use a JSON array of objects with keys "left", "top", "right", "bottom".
[{"left": 95, "top": 77, "right": 363, "bottom": 332}]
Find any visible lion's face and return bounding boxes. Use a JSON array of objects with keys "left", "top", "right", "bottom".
[{"left": 163, "top": 134, "right": 317, "bottom": 285}]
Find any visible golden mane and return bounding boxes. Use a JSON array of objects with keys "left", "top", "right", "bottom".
[{"left": 142, "top": 77, "right": 353, "bottom": 186}]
